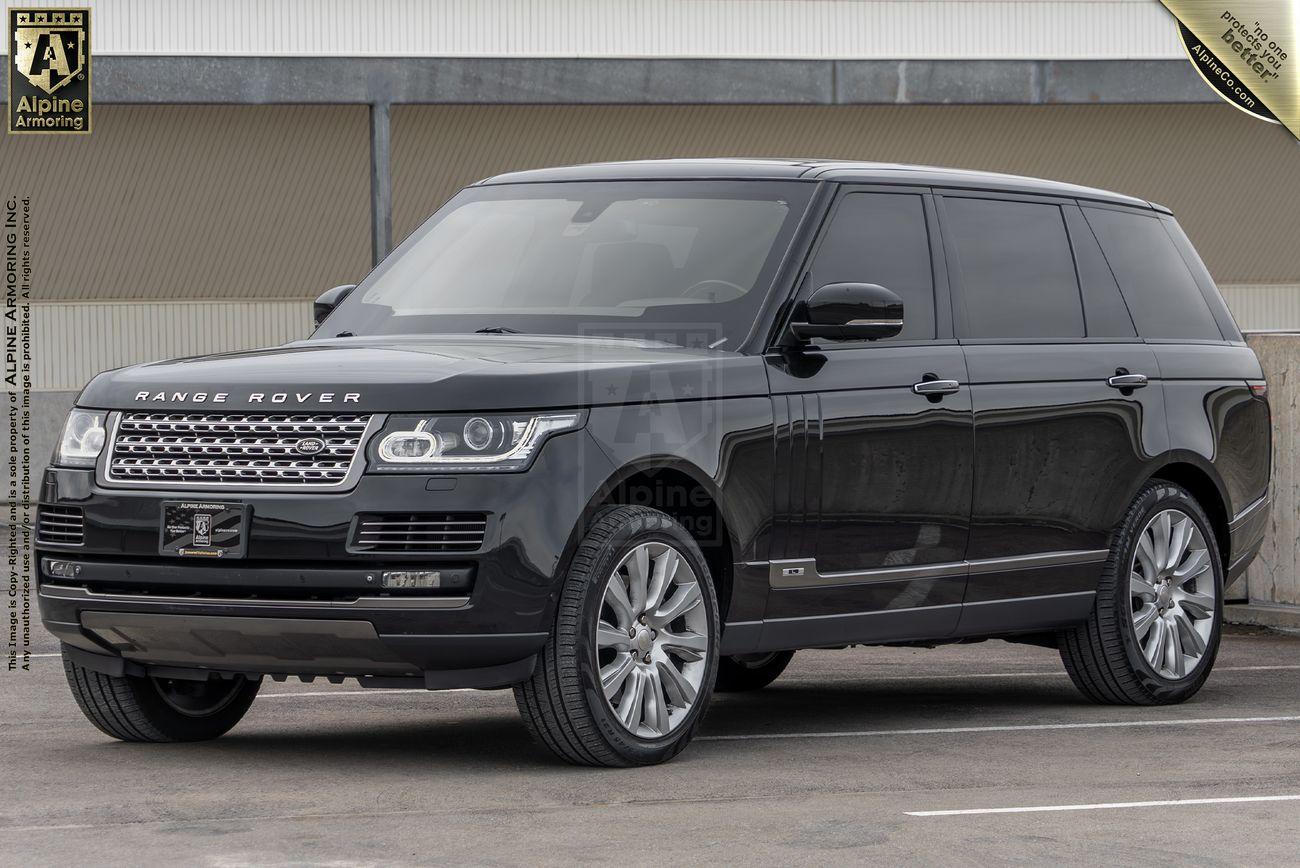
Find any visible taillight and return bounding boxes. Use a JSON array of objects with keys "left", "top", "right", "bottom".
[{"left": 1248, "top": 380, "right": 1268, "bottom": 398}]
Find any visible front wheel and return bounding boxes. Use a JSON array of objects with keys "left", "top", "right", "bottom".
[
  {"left": 63, "top": 650, "right": 260, "bottom": 742},
  {"left": 514, "top": 506, "right": 720, "bottom": 766},
  {"left": 1058, "top": 481, "right": 1223, "bottom": 705}
]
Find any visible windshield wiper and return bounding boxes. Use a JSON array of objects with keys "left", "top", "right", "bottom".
[{"left": 473, "top": 326, "right": 523, "bottom": 335}]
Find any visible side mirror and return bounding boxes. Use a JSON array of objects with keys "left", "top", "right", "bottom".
[
  {"left": 789, "top": 283, "right": 904, "bottom": 342},
  {"left": 314, "top": 284, "right": 356, "bottom": 327}
]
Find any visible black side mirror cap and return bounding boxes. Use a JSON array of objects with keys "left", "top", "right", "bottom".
[
  {"left": 314, "top": 284, "right": 356, "bottom": 327},
  {"left": 789, "top": 282, "right": 904, "bottom": 342}
]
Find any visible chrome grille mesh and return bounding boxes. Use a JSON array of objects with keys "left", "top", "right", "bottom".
[{"left": 107, "top": 412, "right": 372, "bottom": 488}]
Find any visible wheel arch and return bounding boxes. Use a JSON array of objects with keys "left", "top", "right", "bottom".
[
  {"left": 577, "top": 457, "right": 739, "bottom": 620},
  {"left": 1145, "top": 455, "right": 1232, "bottom": 572}
]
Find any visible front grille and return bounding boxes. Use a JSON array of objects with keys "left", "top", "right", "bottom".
[
  {"left": 107, "top": 412, "right": 372, "bottom": 488},
  {"left": 37, "top": 505, "right": 84, "bottom": 545},
  {"left": 350, "top": 513, "right": 488, "bottom": 554}
]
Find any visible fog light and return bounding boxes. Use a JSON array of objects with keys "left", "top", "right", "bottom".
[
  {"left": 382, "top": 570, "right": 442, "bottom": 590},
  {"left": 44, "top": 559, "right": 82, "bottom": 579}
]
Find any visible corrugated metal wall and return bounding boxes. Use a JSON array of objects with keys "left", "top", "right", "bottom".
[
  {"left": 32, "top": 302, "right": 313, "bottom": 391},
  {"left": 0, "top": 0, "right": 1181, "bottom": 59},
  {"left": 391, "top": 103, "right": 1300, "bottom": 285},
  {"left": 0, "top": 105, "right": 372, "bottom": 301}
]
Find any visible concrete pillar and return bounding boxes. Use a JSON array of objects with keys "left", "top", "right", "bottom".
[
  {"left": 369, "top": 101, "right": 392, "bottom": 265},
  {"left": 1228, "top": 332, "right": 1300, "bottom": 629}
]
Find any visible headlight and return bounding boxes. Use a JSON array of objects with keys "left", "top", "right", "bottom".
[
  {"left": 369, "top": 411, "right": 586, "bottom": 472},
  {"left": 55, "top": 409, "right": 107, "bottom": 467}
]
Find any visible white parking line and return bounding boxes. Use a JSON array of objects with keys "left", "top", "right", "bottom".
[
  {"left": 860, "top": 664, "right": 1300, "bottom": 681},
  {"left": 697, "top": 714, "right": 1300, "bottom": 742},
  {"left": 906, "top": 794, "right": 1300, "bottom": 817}
]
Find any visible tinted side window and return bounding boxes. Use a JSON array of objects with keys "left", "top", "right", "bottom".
[
  {"left": 806, "top": 192, "right": 935, "bottom": 341},
  {"left": 944, "top": 197, "right": 1083, "bottom": 339},
  {"left": 1063, "top": 205, "right": 1136, "bottom": 338},
  {"left": 1083, "top": 207, "right": 1223, "bottom": 341}
]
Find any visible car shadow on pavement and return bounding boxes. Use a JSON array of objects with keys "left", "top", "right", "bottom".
[{"left": 61, "top": 675, "right": 1093, "bottom": 771}]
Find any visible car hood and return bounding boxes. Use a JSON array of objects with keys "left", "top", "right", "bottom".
[{"left": 76, "top": 334, "right": 768, "bottom": 413}]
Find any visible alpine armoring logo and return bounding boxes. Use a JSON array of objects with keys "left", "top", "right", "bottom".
[{"left": 8, "top": 8, "right": 91, "bottom": 134}]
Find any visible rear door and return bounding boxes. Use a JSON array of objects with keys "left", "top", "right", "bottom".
[
  {"left": 935, "top": 192, "right": 1169, "bottom": 635},
  {"left": 762, "top": 186, "right": 974, "bottom": 647}
]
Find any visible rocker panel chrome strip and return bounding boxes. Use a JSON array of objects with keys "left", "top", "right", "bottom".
[{"left": 763, "top": 549, "right": 1110, "bottom": 590}]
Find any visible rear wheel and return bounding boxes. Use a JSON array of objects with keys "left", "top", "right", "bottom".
[
  {"left": 715, "top": 650, "right": 795, "bottom": 692},
  {"left": 1058, "top": 481, "right": 1223, "bottom": 705},
  {"left": 63, "top": 650, "right": 260, "bottom": 742},
  {"left": 514, "top": 506, "right": 720, "bottom": 766}
]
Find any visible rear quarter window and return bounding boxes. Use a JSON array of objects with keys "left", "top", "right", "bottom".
[{"left": 1082, "top": 207, "right": 1223, "bottom": 341}]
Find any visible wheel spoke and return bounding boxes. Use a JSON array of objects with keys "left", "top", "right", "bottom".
[
  {"left": 1132, "top": 603, "right": 1159, "bottom": 641},
  {"left": 1144, "top": 617, "right": 1166, "bottom": 668},
  {"left": 658, "top": 628, "right": 708, "bottom": 662},
  {"left": 1130, "top": 572, "right": 1157, "bottom": 601},
  {"left": 1168, "top": 516, "right": 1193, "bottom": 573},
  {"left": 1153, "top": 511, "right": 1173, "bottom": 572},
  {"left": 1165, "top": 615, "right": 1186, "bottom": 678},
  {"left": 601, "top": 652, "right": 635, "bottom": 700},
  {"left": 626, "top": 546, "right": 651, "bottom": 614},
  {"left": 1135, "top": 531, "right": 1159, "bottom": 582},
  {"left": 657, "top": 658, "right": 697, "bottom": 706},
  {"left": 1174, "top": 549, "right": 1210, "bottom": 582},
  {"left": 1176, "top": 589, "right": 1215, "bottom": 618},
  {"left": 643, "top": 667, "right": 670, "bottom": 735},
  {"left": 646, "top": 548, "right": 679, "bottom": 612},
  {"left": 603, "top": 575, "right": 635, "bottom": 627},
  {"left": 649, "top": 581, "right": 702, "bottom": 627},
  {"left": 596, "top": 620, "right": 631, "bottom": 650},
  {"left": 616, "top": 669, "right": 646, "bottom": 731},
  {"left": 1173, "top": 611, "right": 1207, "bottom": 657}
]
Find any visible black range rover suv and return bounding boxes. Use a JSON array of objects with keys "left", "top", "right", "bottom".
[{"left": 38, "top": 160, "right": 1271, "bottom": 766}]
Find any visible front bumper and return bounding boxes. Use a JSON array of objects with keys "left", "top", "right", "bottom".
[{"left": 36, "top": 429, "right": 615, "bottom": 687}]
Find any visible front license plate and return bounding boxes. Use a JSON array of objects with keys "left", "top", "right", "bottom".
[{"left": 160, "top": 501, "right": 249, "bottom": 558}]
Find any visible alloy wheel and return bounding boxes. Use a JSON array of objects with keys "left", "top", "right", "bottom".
[
  {"left": 595, "top": 542, "right": 710, "bottom": 738},
  {"left": 1129, "top": 508, "right": 1216, "bottom": 680}
]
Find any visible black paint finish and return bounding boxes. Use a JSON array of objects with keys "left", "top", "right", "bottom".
[{"left": 38, "top": 161, "right": 1272, "bottom": 683}]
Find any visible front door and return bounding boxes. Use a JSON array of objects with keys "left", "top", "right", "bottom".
[{"left": 761, "top": 187, "right": 974, "bottom": 647}]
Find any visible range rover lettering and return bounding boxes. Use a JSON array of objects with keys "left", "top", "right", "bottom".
[{"left": 38, "top": 160, "right": 1272, "bottom": 766}]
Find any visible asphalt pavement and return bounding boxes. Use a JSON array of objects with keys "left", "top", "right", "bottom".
[{"left": 3, "top": 624, "right": 1298, "bottom": 865}]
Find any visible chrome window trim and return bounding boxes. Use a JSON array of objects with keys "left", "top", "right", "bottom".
[
  {"left": 40, "top": 583, "right": 469, "bottom": 610},
  {"left": 762, "top": 549, "right": 1110, "bottom": 590},
  {"left": 96, "top": 410, "right": 385, "bottom": 493}
]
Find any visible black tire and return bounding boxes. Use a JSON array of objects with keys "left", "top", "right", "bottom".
[
  {"left": 1058, "top": 480, "right": 1224, "bottom": 705},
  {"left": 63, "top": 650, "right": 261, "bottom": 742},
  {"left": 715, "top": 651, "right": 795, "bottom": 692},
  {"left": 513, "top": 505, "right": 721, "bottom": 767}
]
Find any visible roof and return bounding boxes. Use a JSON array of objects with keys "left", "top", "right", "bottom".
[{"left": 478, "top": 158, "right": 1155, "bottom": 210}]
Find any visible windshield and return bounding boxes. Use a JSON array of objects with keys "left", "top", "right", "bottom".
[{"left": 321, "top": 180, "right": 814, "bottom": 347}]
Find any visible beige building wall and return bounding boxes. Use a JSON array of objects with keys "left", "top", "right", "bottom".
[
  {"left": 0, "top": 104, "right": 373, "bottom": 301},
  {"left": 392, "top": 103, "right": 1300, "bottom": 327}
]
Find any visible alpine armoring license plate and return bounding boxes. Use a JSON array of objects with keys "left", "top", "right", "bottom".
[{"left": 160, "top": 501, "right": 249, "bottom": 558}]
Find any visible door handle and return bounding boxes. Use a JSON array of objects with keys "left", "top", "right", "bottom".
[
  {"left": 912, "top": 378, "right": 961, "bottom": 396},
  {"left": 1106, "top": 373, "right": 1149, "bottom": 390}
]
